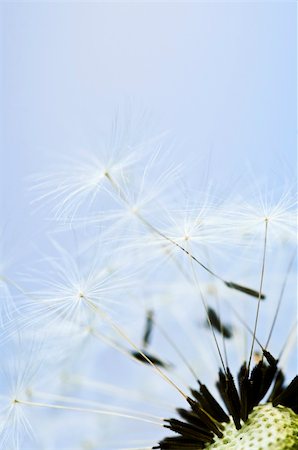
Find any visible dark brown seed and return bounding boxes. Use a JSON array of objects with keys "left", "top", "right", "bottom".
[
  {"left": 206, "top": 307, "right": 233, "bottom": 339},
  {"left": 224, "top": 281, "right": 265, "bottom": 299},
  {"left": 143, "top": 310, "right": 154, "bottom": 348},
  {"left": 130, "top": 350, "right": 169, "bottom": 368}
]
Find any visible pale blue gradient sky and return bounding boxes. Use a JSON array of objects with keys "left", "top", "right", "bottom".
[
  {"left": 1, "top": 2, "right": 296, "bottom": 213},
  {"left": 0, "top": 3, "right": 297, "bottom": 441},
  {"left": 0, "top": 1, "right": 296, "bottom": 283}
]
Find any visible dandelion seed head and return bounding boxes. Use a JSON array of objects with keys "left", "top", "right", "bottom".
[
  {"left": 207, "top": 404, "right": 298, "bottom": 450},
  {"left": 3, "top": 110, "right": 297, "bottom": 449},
  {"left": 222, "top": 185, "right": 297, "bottom": 248}
]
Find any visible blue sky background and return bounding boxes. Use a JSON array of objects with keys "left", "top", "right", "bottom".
[
  {"left": 1, "top": 2, "right": 296, "bottom": 219},
  {"left": 0, "top": 0, "right": 296, "bottom": 327},
  {"left": 0, "top": 3, "right": 297, "bottom": 446},
  {"left": 0, "top": 0, "right": 296, "bottom": 333}
]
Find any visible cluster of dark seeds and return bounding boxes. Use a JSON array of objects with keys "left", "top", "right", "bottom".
[{"left": 154, "top": 351, "right": 298, "bottom": 449}]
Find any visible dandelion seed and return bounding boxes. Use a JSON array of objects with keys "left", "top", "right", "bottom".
[
  {"left": 155, "top": 351, "right": 298, "bottom": 449},
  {"left": 2, "top": 115, "right": 297, "bottom": 449},
  {"left": 206, "top": 307, "right": 233, "bottom": 339},
  {"left": 143, "top": 310, "right": 154, "bottom": 348}
]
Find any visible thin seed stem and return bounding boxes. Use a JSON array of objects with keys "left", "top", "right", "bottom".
[
  {"left": 134, "top": 210, "right": 225, "bottom": 282},
  {"left": 228, "top": 301, "right": 264, "bottom": 350},
  {"left": 215, "top": 295, "right": 229, "bottom": 368},
  {"left": 90, "top": 328, "right": 147, "bottom": 366},
  {"left": 16, "top": 399, "right": 163, "bottom": 426},
  {"left": 91, "top": 327, "right": 173, "bottom": 380},
  {"left": 31, "top": 390, "right": 165, "bottom": 422},
  {"left": 151, "top": 316, "right": 198, "bottom": 380},
  {"left": 265, "top": 251, "right": 296, "bottom": 350},
  {"left": 278, "top": 320, "right": 297, "bottom": 361},
  {"left": 105, "top": 173, "right": 261, "bottom": 297},
  {"left": 152, "top": 248, "right": 226, "bottom": 377},
  {"left": 68, "top": 374, "right": 174, "bottom": 411},
  {"left": 248, "top": 219, "right": 269, "bottom": 370},
  {"left": 186, "top": 243, "right": 227, "bottom": 374},
  {"left": 86, "top": 299, "right": 189, "bottom": 400}
]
